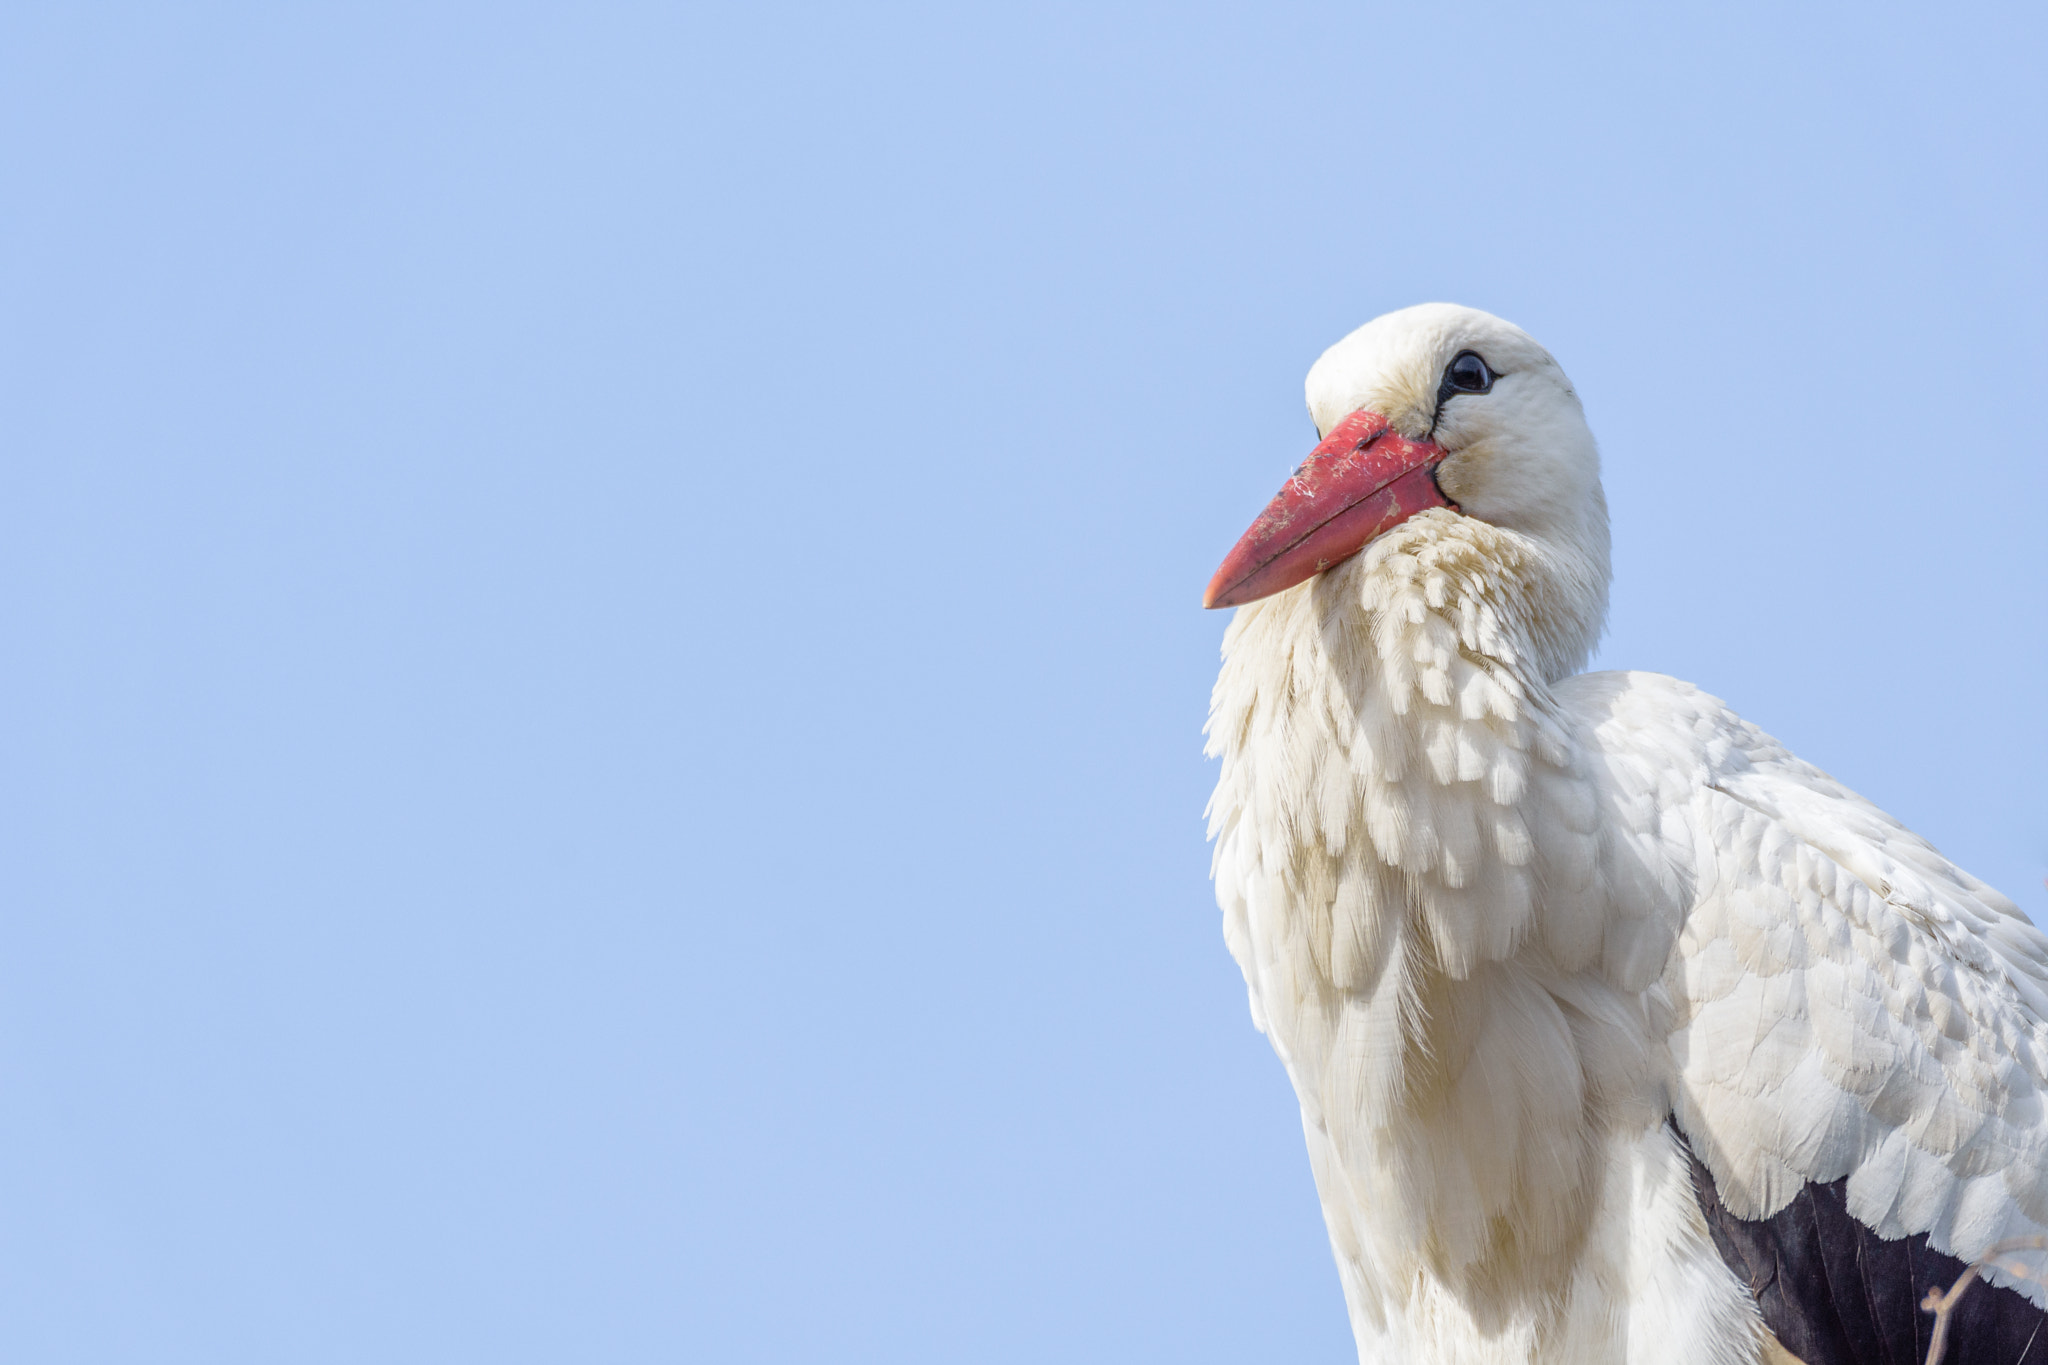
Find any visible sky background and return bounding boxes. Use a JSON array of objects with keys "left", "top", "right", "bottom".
[{"left": 0, "top": 3, "right": 2043, "bottom": 1361}]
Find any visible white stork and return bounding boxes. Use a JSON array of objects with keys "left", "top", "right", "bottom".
[{"left": 1202, "top": 304, "right": 2048, "bottom": 1365}]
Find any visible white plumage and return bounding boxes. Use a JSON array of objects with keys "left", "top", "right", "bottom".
[{"left": 1204, "top": 304, "right": 2048, "bottom": 1364}]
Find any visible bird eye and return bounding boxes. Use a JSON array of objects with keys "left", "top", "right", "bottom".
[{"left": 1444, "top": 351, "right": 1494, "bottom": 394}]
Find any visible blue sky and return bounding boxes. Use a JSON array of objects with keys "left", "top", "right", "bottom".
[{"left": 0, "top": 3, "right": 2042, "bottom": 1361}]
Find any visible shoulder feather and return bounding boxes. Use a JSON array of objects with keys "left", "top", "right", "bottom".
[{"left": 1562, "top": 670, "right": 2048, "bottom": 1308}]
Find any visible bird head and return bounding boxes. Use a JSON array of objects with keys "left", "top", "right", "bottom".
[{"left": 1204, "top": 303, "right": 1608, "bottom": 611}]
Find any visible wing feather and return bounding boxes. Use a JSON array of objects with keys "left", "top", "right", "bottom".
[{"left": 1563, "top": 671, "right": 2048, "bottom": 1309}]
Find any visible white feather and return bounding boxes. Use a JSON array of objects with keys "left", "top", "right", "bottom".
[{"left": 1206, "top": 303, "right": 2048, "bottom": 1363}]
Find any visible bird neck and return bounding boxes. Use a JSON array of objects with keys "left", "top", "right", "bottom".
[
  {"left": 1205, "top": 510, "right": 1650, "bottom": 1297},
  {"left": 1365, "top": 507, "right": 1609, "bottom": 691},
  {"left": 1221, "top": 508, "right": 1609, "bottom": 718},
  {"left": 1207, "top": 510, "right": 1608, "bottom": 978}
]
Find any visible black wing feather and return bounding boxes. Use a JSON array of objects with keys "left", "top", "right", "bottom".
[{"left": 1682, "top": 1130, "right": 2046, "bottom": 1365}]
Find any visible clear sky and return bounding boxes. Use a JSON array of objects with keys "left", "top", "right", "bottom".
[{"left": 1, "top": 3, "right": 2042, "bottom": 1361}]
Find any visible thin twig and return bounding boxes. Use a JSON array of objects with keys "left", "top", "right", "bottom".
[{"left": 1923, "top": 1236, "right": 2048, "bottom": 1365}]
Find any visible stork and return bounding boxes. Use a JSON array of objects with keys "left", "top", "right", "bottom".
[{"left": 1202, "top": 304, "right": 2048, "bottom": 1365}]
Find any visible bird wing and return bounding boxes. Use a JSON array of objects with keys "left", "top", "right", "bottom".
[{"left": 1563, "top": 670, "right": 2048, "bottom": 1360}]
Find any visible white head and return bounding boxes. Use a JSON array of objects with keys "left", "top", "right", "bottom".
[
  {"left": 1206, "top": 304, "right": 1611, "bottom": 674},
  {"left": 1305, "top": 303, "right": 1606, "bottom": 558}
]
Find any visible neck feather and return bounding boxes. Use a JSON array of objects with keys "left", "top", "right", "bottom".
[{"left": 1204, "top": 511, "right": 1663, "bottom": 1301}]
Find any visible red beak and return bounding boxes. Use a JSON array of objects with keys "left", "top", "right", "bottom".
[{"left": 1203, "top": 409, "right": 1455, "bottom": 609}]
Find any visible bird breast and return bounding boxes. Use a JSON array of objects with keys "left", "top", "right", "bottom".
[{"left": 1205, "top": 515, "right": 1682, "bottom": 1296}]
